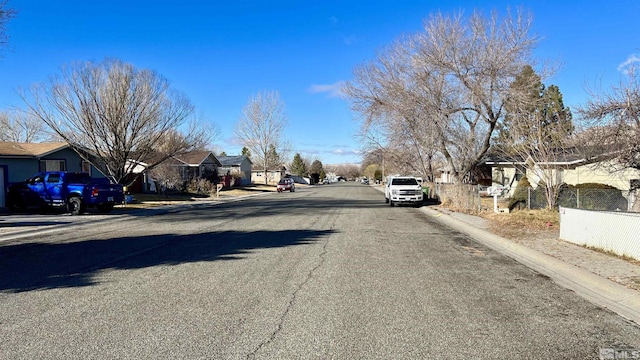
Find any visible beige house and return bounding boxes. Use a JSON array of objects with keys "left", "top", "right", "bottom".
[
  {"left": 485, "top": 153, "right": 640, "bottom": 210},
  {"left": 488, "top": 158, "right": 639, "bottom": 191},
  {"left": 251, "top": 167, "right": 286, "bottom": 185}
]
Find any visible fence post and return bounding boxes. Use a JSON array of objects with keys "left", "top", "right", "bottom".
[
  {"left": 576, "top": 188, "right": 580, "bottom": 209},
  {"left": 527, "top": 187, "right": 531, "bottom": 210}
]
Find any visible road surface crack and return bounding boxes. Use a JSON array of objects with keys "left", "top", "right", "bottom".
[{"left": 246, "top": 216, "right": 336, "bottom": 359}]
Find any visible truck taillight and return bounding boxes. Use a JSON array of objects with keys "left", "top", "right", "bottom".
[{"left": 91, "top": 187, "right": 99, "bottom": 197}]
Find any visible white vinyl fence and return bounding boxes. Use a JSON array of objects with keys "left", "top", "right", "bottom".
[{"left": 559, "top": 207, "right": 640, "bottom": 261}]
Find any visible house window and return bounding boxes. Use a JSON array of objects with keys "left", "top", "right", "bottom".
[
  {"left": 39, "top": 160, "right": 66, "bottom": 172},
  {"left": 81, "top": 160, "right": 92, "bottom": 175}
]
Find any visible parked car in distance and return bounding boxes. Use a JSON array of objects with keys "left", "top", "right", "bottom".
[
  {"left": 277, "top": 178, "right": 295, "bottom": 192},
  {"left": 361, "top": 178, "right": 370, "bottom": 185}
]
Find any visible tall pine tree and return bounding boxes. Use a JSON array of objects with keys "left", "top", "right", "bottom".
[
  {"left": 500, "top": 65, "right": 573, "bottom": 151},
  {"left": 241, "top": 146, "right": 252, "bottom": 159},
  {"left": 291, "top": 153, "right": 307, "bottom": 176},
  {"left": 498, "top": 65, "right": 573, "bottom": 210}
]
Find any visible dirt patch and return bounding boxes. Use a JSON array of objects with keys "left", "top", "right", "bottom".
[
  {"left": 121, "top": 185, "right": 277, "bottom": 209},
  {"left": 218, "top": 185, "right": 276, "bottom": 197}
]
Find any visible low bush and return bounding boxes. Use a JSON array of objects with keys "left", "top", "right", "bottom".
[{"left": 187, "top": 178, "right": 216, "bottom": 196}]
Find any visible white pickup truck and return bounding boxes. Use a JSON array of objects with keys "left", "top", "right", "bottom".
[{"left": 384, "top": 176, "right": 423, "bottom": 207}]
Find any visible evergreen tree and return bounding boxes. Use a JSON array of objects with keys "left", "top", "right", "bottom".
[
  {"left": 500, "top": 65, "right": 573, "bottom": 150},
  {"left": 266, "top": 144, "right": 282, "bottom": 170},
  {"left": 309, "top": 159, "right": 324, "bottom": 183},
  {"left": 291, "top": 153, "right": 307, "bottom": 176},
  {"left": 499, "top": 65, "right": 574, "bottom": 210},
  {"left": 241, "top": 146, "right": 252, "bottom": 159}
]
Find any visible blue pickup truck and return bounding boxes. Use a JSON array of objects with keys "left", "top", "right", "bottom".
[{"left": 6, "top": 172, "right": 124, "bottom": 215}]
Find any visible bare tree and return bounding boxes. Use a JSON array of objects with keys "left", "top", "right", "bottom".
[
  {"left": 0, "top": 109, "right": 51, "bottom": 142},
  {"left": 21, "top": 59, "right": 213, "bottom": 185},
  {"left": 325, "top": 163, "right": 360, "bottom": 179},
  {"left": 579, "top": 63, "right": 640, "bottom": 171},
  {"left": 148, "top": 158, "right": 184, "bottom": 194},
  {"left": 579, "top": 63, "right": 640, "bottom": 211},
  {"left": 0, "top": 1, "right": 15, "bottom": 58},
  {"left": 345, "top": 9, "right": 539, "bottom": 200},
  {"left": 235, "top": 90, "right": 288, "bottom": 185},
  {"left": 362, "top": 163, "right": 380, "bottom": 181}
]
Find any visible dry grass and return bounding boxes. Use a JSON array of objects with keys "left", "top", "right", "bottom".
[
  {"left": 121, "top": 193, "right": 196, "bottom": 209},
  {"left": 121, "top": 184, "right": 277, "bottom": 209},
  {"left": 218, "top": 184, "right": 276, "bottom": 197},
  {"left": 583, "top": 245, "right": 640, "bottom": 266},
  {"left": 479, "top": 209, "right": 560, "bottom": 241}
]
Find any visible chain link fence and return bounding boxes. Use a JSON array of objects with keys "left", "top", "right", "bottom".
[
  {"left": 528, "top": 187, "right": 629, "bottom": 211},
  {"left": 428, "top": 183, "right": 634, "bottom": 213}
]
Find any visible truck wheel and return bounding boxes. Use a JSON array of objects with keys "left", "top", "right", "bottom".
[
  {"left": 68, "top": 197, "right": 84, "bottom": 215},
  {"left": 97, "top": 203, "right": 114, "bottom": 213},
  {"left": 389, "top": 199, "right": 394, "bottom": 207}
]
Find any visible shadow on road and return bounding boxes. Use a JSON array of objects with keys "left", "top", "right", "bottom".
[
  {"left": 0, "top": 220, "right": 72, "bottom": 228},
  {"left": 0, "top": 228, "right": 333, "bottom": 293},
  {"left": 121, "top": 191, "right": 390, "bottom": 222}
]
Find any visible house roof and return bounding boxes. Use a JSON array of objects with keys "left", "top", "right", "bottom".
[
  {"left": 173, "top": 151, "right": 222, "bottom": 166},
  {"left": 218, "top": 155, "right": 252, "bottom": 166},
  {"left": 483, "top": 146, "right": 615, "bottom": 167},
  {"left": 0, "top": 142, "right": 69, "bottom": 158}
]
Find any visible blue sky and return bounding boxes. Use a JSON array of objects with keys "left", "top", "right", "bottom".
[{"left": 1, "top": 1, "right": 639, "bottom": 165}]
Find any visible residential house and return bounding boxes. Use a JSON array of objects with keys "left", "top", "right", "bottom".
[
  {"left": 125, "top": 151, "right": 222, "bottom": 192},
  {"left": 251, "top": 166, "right": 286, "bottom": 185},
  {"left": 173, "top": 151, "right": 222, "bottom": 182},
  {"left": 484, "top": 150, "right": 640, "bottom": 208},
  {"left": 0, "top": 141, "right": 107, "bottom": 208},
  {"left": 217, "top": 155, "right": 252, "bottom": 185}
]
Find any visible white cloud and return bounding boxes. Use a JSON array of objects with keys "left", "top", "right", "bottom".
[
  {"left": 617, "top": 53, "right": 640, "bottom": 75},
  {"left": 343, "top": 35, "right": 357, "bottom": 46},
  {"left": 307, "top": 81, "right": 345, "bottom": 98},
  {"left": 332, "top": 148, "right": 361, "bottom": 156}
]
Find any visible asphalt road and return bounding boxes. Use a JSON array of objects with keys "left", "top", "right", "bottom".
[{"left": 1, "top": 182, "right": 639, "bottom": 359}]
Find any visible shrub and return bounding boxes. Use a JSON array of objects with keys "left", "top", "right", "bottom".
[
  {"left": 562, "top": 183, "right": 627, "bottom": 210},
  {"left": 508, "top": 176, "right": 531, "bottom": 211},
  {"left": 186, "top": 178, "right": 216, "bottom": 195},
  {"left": 570, "top": 183, "right": 618, "bottom": 190}
]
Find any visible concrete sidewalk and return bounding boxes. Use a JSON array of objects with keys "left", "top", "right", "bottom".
[{"left": 423, "top": 205, "right": 640, "bottom": 326}]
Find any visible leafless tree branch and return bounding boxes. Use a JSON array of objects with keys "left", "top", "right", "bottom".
[
  {"left": 21, "top": 59, "right": 214, "bottom": 185},
  {"left": 234, "top": 90, "right": 288, "bottom": 184}
]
